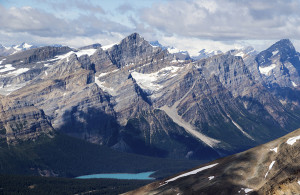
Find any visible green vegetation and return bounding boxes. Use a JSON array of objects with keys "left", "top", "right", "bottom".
[
  {"left": 0, "top": 133, "right": 204, "bottom": 179},
  {"left": 0, "top": 174, "right": 151, "bottom": 195}
]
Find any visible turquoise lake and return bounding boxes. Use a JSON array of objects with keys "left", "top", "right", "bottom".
[{"left": 76, "top": 171, "right": 155, "bottom": 180}]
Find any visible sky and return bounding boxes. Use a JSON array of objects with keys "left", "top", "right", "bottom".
[{"left": 1, "top": 0, "right": 300, "bottom": 56}]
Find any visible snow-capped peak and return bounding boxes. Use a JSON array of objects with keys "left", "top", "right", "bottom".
[
  {"left": 21, "top": 42, "right": 33, "bottom": 50},
  {"left": 167, "top": 46, "right": 180, "bottom": 54},
  {"left": 13, "top": 42, "right": 34, "bottom": 51},
  {"left": 192, "top": 49, "right": 223, "bottom": 60},
  {"left": 228, "top": 46, "right": 257, "bottom": 58},
  {"left": 149, "top": 41, "right": 162, "bottom": 48}
]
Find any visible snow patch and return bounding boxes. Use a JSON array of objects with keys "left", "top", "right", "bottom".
[
  {"left": 53, "top": 52, "right": 74, "bottom": 61},
  {"left": 98, "top": 69, "right": 119, "bottom": 78},
  {"left": 22, "top": 43, "right": 33, "bottom": 49},
  {"left": 234, "top": 52, "right": 245, "bottom": 57},
  {"left": 0, "top": 64, "right": 15, "bottom": 73},
  {"left": 259, "top": 64, "right": 277, "bottom": 76},
  {"left": 286, "top": 135, "right": 300, "bottom": 145},
  {"left": 0, "top": 82, "right": 27, "bottom": 95},
  {"left": 272, "top": 50, "right": 279, "bottom": 56},
  {"left": 168, "top": 47, "right": 180, "bottom": 54},
  {"left": 101, "top": 43, "right": 117, "bottom": 50},
  {"left": 131, "top": 72, "right": 162, "bottom": 93},
  {"left": 238, "top": 188, "right": 253, "bottom": 194},
  {"left": 208, "top": 176, "right": 215, "bottom": 180},
  {"left": 52, "top": 49, "right": 97, "bottom": 62},
  {"left": 269, "top": 161, "right": 276, "bottom": 170},
  {"left": 270, "top": 147, "right": 278, "bottom": 153},
  {"left": 75, "top": 48, "right": 97, "bottom": 57},
  {"left": 0, "top": 59, "right": 6, "bottom": 65},
  {"left": 244, "top": 188, "right": 253, "bottom": 193},
  {"left": 292, "top": 81, "right": 297, "bottom": 87},
  {"left": 265, "top": 161, "right": 276, "bottom": 178},
  {"left": 164, "top": 163, "right": 218, "bottom": 183},
  {"left": 131, "top": 66, "right": 181, "bottom": 94},
  {"left": 9, "top": 68, "right": 29, "bottom": 76},
  {"left": 172, "top": 59, "right": 185, "bottom": 63}
]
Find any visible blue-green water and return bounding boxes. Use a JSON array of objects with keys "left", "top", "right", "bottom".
[{"left": 76, "top": 171, "right": 155, "bottom": 180}]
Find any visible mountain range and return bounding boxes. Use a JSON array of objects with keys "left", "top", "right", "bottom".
[
  {"left": 0, "top": 33, "right": 299, "bottom": 190},
  {"left": 0, "top": 33, "right": 299, "bottom": 160},
  {"left": 0, "top": 42, "right": 37, "bottom": 56}
]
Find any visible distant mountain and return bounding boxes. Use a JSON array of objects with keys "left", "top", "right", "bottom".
[
  {"left": 127, "top": 127, "right": 300, "bottom": 194},
  {"left": 149, "top": 41, "right": 167, "bottom": 50},
  {"left": 256, "top": 39, "right": 300, "bottom": 88},
  {"left": 192, "top": 49, "right": 223, "bottom": 60},
  {"left": 12, "top": 42, "right": 37, "bottom": 51},
  {"left": 150, "top": 41, "right": 191, "bottom": 61},
  {"left": 0, "top": 42, "right": 37, "bottom": 56},
  {"left": 228, "top": 46, "right": 257, "bottom": 59}
]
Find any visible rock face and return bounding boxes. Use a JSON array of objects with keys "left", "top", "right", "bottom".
[
  {"left": 256, "top": 39, "right": 300, "bottom": 87},
  {"left": 0, "top": 33, "right": 300, "bottom": 161},
  {"left": 254, "top": 39, "right": 300, "bottom": 109},
  {"left": 0, "top": 98, "right": 54, "bottom": 145},
  {"left": 125, "top": 128, "right": 300, "bottom": 195}
]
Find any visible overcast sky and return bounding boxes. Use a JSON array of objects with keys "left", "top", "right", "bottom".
[{"left": 1, "top": 0, "right": 300, "bottom": 56}]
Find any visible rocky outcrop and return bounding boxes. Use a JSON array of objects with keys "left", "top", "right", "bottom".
[{"left": 0, "top": 98, "right": 54, "bottom": 145}]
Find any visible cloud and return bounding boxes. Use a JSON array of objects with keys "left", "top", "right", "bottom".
[
  {"left": 0, "top": 5, "right": 131, "bottom": 47},
  {"left": 0, "top": 29, "right": 125, "bottom": 49},
  {"left": 116, "top": 3, "right": 134, "bottom": 14},
  {"left": 33, "top": 0, "right": 106, "bottom": 14},
  {"left": 158, "top": 35, "right": 245, "bottom": 56},
  {"left": 2, "top": 0, "right": 300, "bottom": 53},
  {"left": 0, "top": 6, "right": 71, "bottom": 37},
  {"left": 140, "top": 0, "right": 300, "bottom": 40}
]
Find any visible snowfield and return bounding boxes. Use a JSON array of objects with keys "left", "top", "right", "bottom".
[
  {"left": 286, "top": 135, "right": 300, "bottom": 145},
  {"left": 131, "top": 66, "right": 181, "bottom": 94},
  {"left": 164, "top": 163, "right": 218, "bottom": 183},
  {"left": 259, "top": 64, "right": 277, "bottom": 76}
]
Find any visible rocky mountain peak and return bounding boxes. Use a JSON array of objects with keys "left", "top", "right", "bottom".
[
  {"left": 122, "top": 32, "right": 145, "bottom": 46},
  {"left": 270, "top": 39, "right": 296, "bottom": 57},
  {"left": 106, "top": 32, "right": 164, "bottom": 69},
  {"left": 256, "top": 39, "right": 296, "bottom": 66},
  {"left": 255, "top": 38, "right": 300, "bottom": 89},
  {"left": 273, "top": 39, "right": 295, "bottom": 50}
]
